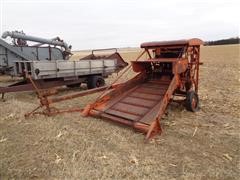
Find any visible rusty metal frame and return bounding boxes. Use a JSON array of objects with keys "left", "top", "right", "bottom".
[
  {"left": 145, "top": 75, "right": 179, "bottom": 139},
  {"left": 24, "top": 74, "right": 110, "bottom": 117}
]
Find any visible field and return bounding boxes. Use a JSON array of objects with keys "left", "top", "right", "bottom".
[{"left": 0, "top": 45, "right": 239, "bottom": 179}]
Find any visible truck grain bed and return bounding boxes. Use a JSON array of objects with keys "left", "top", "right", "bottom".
[{"left": 14, "top": 59, "right": 118, "bottom": 80}]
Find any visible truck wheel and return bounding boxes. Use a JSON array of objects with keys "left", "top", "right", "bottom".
[
  {"left": 66, "top": 83, "right": 81, "bottom": 88},
  {"left": 186, "top": 91, "right": 199, "bottom": 112},
  {"left": 87, "top": 76, "right": 105, "bottom": 89}
]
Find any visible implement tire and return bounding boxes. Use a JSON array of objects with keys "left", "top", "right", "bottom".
[{"left": 186, "top": 91, "right": 199, "bottom": 112}]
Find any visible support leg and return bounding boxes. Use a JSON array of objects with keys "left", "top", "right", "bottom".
[
  {"left": 1, "top": 93, "right": 5, "bottom": 102},
  {"left": 145, "top": 119, "right": 162, "bottom": 140},
  {"left": 24, "top": 105, "right": 43, "bottom": 118}
]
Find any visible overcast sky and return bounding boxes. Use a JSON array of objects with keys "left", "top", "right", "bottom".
[{"left": 0, "top": 0, "right": 239, "bottom": 50}]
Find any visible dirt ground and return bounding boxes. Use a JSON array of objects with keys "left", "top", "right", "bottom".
[{"left": 0, "top": 45, "right": 239, "bottom": 179}]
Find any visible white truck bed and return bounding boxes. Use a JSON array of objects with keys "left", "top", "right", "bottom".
[{"left": 14, "top": 59, "right": 118, "bottom": 80}]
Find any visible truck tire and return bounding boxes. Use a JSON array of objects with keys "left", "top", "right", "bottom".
[
  {"left": 186, "top": 91, "right": 199, "bottom": 112},
  {"left": 87, "top": 76, "right": 105, "bottom": 89}
]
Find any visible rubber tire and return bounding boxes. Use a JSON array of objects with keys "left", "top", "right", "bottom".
[
  {"left": 66, "top": 83, "right": 81, "bottom": 88},
  {"left": 186, "top": 91, "right": 199, "bottom": 112},
  {"left": 87, "top": 76, "right": 105, "bottom": 89}
]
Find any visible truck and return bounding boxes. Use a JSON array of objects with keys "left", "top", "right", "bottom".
[{"left": 0, "top": 31, "right": 128, "bottom": 94}]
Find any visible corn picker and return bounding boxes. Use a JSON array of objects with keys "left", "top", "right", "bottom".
[{"left": 83, "top": 38, "right": 203, "bottom": 139}]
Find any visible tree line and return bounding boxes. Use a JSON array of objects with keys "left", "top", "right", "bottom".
[{"left": 204, "top": 37, "right": 240, "bottom": 46}]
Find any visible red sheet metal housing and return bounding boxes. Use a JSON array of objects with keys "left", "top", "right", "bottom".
[{"left": 140, "top": 38, "right": 203, "bottom": 48}]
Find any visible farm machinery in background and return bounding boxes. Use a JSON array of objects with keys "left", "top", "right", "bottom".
[
  {"left": 25, "top": 38, "right": 203, "bottom": 140},
  {"left": 0, "top": 31, "right": 128, "bottom": 96},
  {"left": 0, "top": 30, "right": 72, "bottom": 74}
]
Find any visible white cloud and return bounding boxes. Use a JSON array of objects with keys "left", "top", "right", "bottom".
[{"left": 0, "top": 0, "right": 239, "bottom": 49}]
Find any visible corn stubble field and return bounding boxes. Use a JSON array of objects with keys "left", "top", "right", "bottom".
[{"left": 0, "top": 45, "right": 239, "bottom": 179}]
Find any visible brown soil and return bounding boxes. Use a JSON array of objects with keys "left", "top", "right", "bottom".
[{"left": 0, "top": 45, "right": 239, "bottom": 179}]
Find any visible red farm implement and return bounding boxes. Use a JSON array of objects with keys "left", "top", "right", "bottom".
[{"left": 83, "top": 38, "right": 203, "bottom": 139}]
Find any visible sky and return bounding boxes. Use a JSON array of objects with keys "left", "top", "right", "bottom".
[{"left": 0, "top": 0, "right": 239, "bottom": 50}]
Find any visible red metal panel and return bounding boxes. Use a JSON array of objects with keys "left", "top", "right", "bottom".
[
  {"left": 121, "top": 97, "right": 156, "bottom": 108},
  {"left": 140, "top": 83, "right": 169, "bottom": 90},
  {"left": 135, "top": 87, "right": 166, "bottom": 96},
  {"left": 140, "top": 38, "right": 203, "bottom": 48},
  {"left": 111, "top": 102, "right": 149, "bottom": 116},
  {"left": 148, "top": 80, "right": 171, "bottom": 85},
  {"left": 129, "top": 92, "right": 161, "bottom": 101},
  {"left": 105, "top": 109, "right": 140, "bottom": 121}
]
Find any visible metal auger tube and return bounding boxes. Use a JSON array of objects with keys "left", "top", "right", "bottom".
[{"left": 2, "top": 31, "right": 70, "bottom": 52}]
